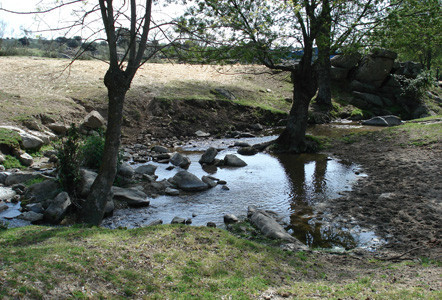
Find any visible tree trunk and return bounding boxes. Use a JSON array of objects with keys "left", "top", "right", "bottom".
[
  {"left": 316, "top": 49, "right": 332, "bottom": 107},
  {"left": 315, "top": 0, "right": 332, "bottom": 107},
  {"left": 277, "top": 67, "right": 317, "bottom": 152},
  {"left": 79, "top": 67, "right": 129, "bottom": 225}
]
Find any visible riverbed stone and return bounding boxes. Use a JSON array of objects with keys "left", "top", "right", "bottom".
[
  {"left": 112, "top": 186, "right": 150, "bottom": 207},
  {"left": 5, "top": 172, "right": 41, "bottom": 186},
  {"left": 170, "top": 153, "right": 191, "bottom": 169},
  {"left": 195, "top": 130, "right": 210, "bottom": 137},
  {"left": 362, "top": 115, "right": 402, "bottom": 127},
  {"left": 18, "top": 211, "right": 44, "bottom": 222},
  {"left": 207, "top": 222, "right": 216, "bottom": 228},
  {"left": 169, "top": 171, "right": 209, "bottom": 192},
  {"left": 25, "top": 202, "right": 44, "bottom": 214},
  {"left": 46, "top": 123, "right": 68, "bottom": 135},
  {"left": 83, "top": 110, "right": 106, "bottom": 129},
  {"left": 118, "top": 162, "right": 134, "bottom": 178},
  {"left": 199, "top": 147, "right": 218, "bottom": 165},
  {"left": 248, "top": 206, "right": 308, "bottom": 249},
  {"left": 202, "top": 176, "right": 217, "bottom": 188},
  {"left": 24, "top": 179, "right": 59, "bottom": 203},
  {"left": 147, "top": 219, "right": 163, "bottom": 226},
  {"left": 44, "top": 192, "right": 71, "bottom": 224},
  {"left": 224, "top": 154, "right": 247, "bottom": 167},
  {"left": 165, "top": 187, "right": 180, "bottom": 196},
  {"left": 234, "top": 141, "right": 251, "bottom": 147},
  {"left": 135, "top": 164, "right": 157, "bottom": 176},
  {"left": 224, "top": 214, "right": 239, "bottom": 224},
  {"left": 0, "top": 154, "right": 5, "bottom": 164},
  {"left": 79, "top": 169, "right": 98, "bottom": 197},
  {"left": 151, "top": 145, "right": 168, "bottom": 153},
  {"left": 171, "top": 216, "right": 186, "bottom": 224},
  {"left": 19, "top": 153, "right": 33, "bottom": 167},
  {"left": 237, "top": 147, "right": 258, "bottom": 156}
]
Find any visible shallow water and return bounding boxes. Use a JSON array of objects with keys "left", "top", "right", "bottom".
[{"left": 103, "top": 140, "right": 382, "bottom": 250}]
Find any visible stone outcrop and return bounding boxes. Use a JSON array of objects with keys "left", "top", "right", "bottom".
[
  {"left": 330, "top": 49, "right": 430, "bottom": 119},
  {"left": 169, "top": 171, "right": 209, "bottom": 192},
  {"left": 82, "top": 110, "right": 106, "bottom": 130}
]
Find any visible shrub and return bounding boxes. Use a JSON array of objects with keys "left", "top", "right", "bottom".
[
  {"left": 396, "top": 70, "right": 436, "bottom": 100},
  {"left": 81, "top": 131, "right": 105, "bottom": 170},
  {"left": 56, "top": 125, "right": 82, "bottom": 197}
]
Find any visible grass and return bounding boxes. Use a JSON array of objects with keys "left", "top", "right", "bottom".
[
  {"left": 0, "top": 225, "right": 439, "bottom": 299},
  {"left": 1, "top": 155, "right": 25, "bottom": 170},
  {"left": 0, "top": 128, "right": 22, "bottom": 150}
]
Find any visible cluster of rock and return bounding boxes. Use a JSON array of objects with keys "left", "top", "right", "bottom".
[
  {"left": 0, "top": 110, "right": 106, "bottom": 170},
  {"left": 331, "top": 48, "right": 433, "bottom": 119}
]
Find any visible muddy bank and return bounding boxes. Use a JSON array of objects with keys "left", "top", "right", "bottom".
[{"left": 327, "top": 132, "right": 441, "bottom": 259}]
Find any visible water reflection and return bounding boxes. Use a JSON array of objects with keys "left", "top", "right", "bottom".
[{"left": 275, "top": 153, "right": 357, "bottom": 248}]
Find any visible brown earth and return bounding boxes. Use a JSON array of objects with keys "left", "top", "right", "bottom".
[{"left": 326, "top": 128, "right": 441, "bottom": 260}]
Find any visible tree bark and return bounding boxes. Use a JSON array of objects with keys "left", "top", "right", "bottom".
[
  {"left": 277, "top": 65, "right": 317, "bottom": 153},
  {"left": 79, "top": 67, "right": 129, "bottom": 225}
]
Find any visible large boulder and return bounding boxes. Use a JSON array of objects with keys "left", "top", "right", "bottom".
[
  {"left": 111, "top": 186, "right": 150, "bottom": 207},
  {"left": 248, "top": 206, "right": 308, "bottom": 250},
  {"left": 362, "top": 115, "right": 402, "bottom": 127},
  {"left": 224, "top": 154, "right": 247, "bottom": 167},
  {"left": 134, "top": 164, "right": 157, "bottom": 176},
  {"left": 78, "top": 169, "right": 98, "bottom": 197},
  {"left": 24, "top": 179, "right": 60, "bottom": 203},
  {"left": 118, "top": 162, "right": 135, "bottom": 178},
  {"left": 20, "top": 132, "right": 44, "bottom": 150},
  {"left": 330, "top": 53, "right": 362, "bottom": 69},
  {"left": 199, "top": 147, "right": 218, "bottom": 165},
  {"left": 330, "top": 67, "right": 349, "bottom": 81},
  {"left": 44, "top": 192, "right": 72, "bottom": 224},
  {"left": 46, "top": 123, "right": 68, "bottom": 135},
  {"left": 19, "top": 153, "right": 33, "bottom": 167},
  {"left": 353, "top": 92, "right": 384, "bottom": 107},
  {"left": 355, "top": 51, "right": 396, "bottom": 88},
  {"left": 5, "top": 172, "right": 41, "bottom": 186},
  {"left": 18, "top": 211, "right": 44, "bottom": 223},
  {"left": 82, "top": 111, "right": 106, "bottom": 129},
  {"left": 169, "top": 171, "right": 209, "bottom": 192},
  {"left": 170, "top": 153, "right": 191, "bottom": 169}
]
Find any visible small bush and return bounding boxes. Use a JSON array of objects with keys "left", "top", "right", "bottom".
[
  {"left": 81, "top": 131, "right": 105, "bottom": 170},
  {"left": 396, "top": 70, "right": 436, "bottom": 100},
  {"left": 56, "top": 125, "right": 82, "bottom": 196}
]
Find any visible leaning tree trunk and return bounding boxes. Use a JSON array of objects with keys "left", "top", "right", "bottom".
[
  {"left": 79, "top": 68, "right": 129, "bottom": 225},
  {"left": 277, "top": 65, "right": 317, "bottom": 153}
]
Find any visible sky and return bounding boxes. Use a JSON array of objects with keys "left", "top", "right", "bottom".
[{"left": 0, "top": 0, "right": 183, "bottom": 39}]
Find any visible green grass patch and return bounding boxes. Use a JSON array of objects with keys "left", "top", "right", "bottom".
[
  {"left": 2, "top": 155, "right": 25, "bottom": 169},
  {"left": 0, "top": 128, "right": 22, "bottom": 150},
  {"left": 0, "top": 225, "right": 438, "bottom": 299}
]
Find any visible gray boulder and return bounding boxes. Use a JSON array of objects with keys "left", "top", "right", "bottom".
[
  {"left": 165, "top": 187, "right": 180, "bottom": 196},
  {"left": 330, "top": 67, "right": 349, "bottom": 81},
  {"left": 24, "top": 179, "right": 60, "bottom": 203},
  {"left": 199, "top": 147, "right": 218, "bottom": 165},
  {"left": 237, "top": 147, "right": 258, "bottom": 156},
  {"left": 362, "top": 115, "right": 402, "bottom": 127},
  {"left": 83, "top": 111, "right": 105, "bottom": 129},
  {"left": 224, "top": 214, "right": 239, "bottom": 224},
  {"left": 330, "top": 53, "right": 361, "bottom": 69},
  {"left": 104, "top": 199, "right": 115, "bottom": 217},
  {"left": 0, "top": 172, "right": 10, "bottom": 185},
  {"left": 224, "top": 154, "right": 247, "bottom": 167},
  {"left": 170, "top": 153, "right": 191, "bottom": 169},
  {"left": 202, "top": 176, "right": 217, "bottom": 188},
  {"left": 355, "top": 53, "right": 395, "bottom": 88},
  {"left": 171, "top": 216, "right": 186, "bottom": 224},
  {"left": 21, "top": 132, "right": 44, "bottom": 150},
  {"left": 349, "top": 80, "right": 377, "bottom": 93},
  {"left": 19, "top": 153, "right": 33, "bottom": 167},
  {"left": 248, "top": 206, "right": 308, "bottom": 249},
  {"left": 18, "top": 211, "right": 44, "bottom": 222},
  {"left": 195, "top": 130, "right": 210, "bottom": 137},
  {"left": 47, "top": 123, "right": 68, "bottom": 135},
  {"left": 135, "top": 164, "right": 157, "bottom": 176},
  {"left": 112, "top": 186, "right": 150, "bottom": 207},
  {"left": 25, "top": 203, "right": 44, "bottom": 214},
  {"left": 44, "top": 192, "right": 71, "bottom": 224},
  {"left": 0, "top": 154, "right": 5, "bottom": 164},
  {"left": 353, "top": 92, "right": 384, "bottom": 107},
  {"left": 5, "top": 172, "right": 41, "bottom": 186},
  {"left": 78, "top": 169, "right": 98, "bottom": 197},
  {"left": 118, "top": 162, "right": 134, "bottom": 178},
  {"left": 151, "top": 145, "right": 168, "bottom": 153},
  {"left": 169, "top": 171, "right": 209, "bottom": 192}
]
